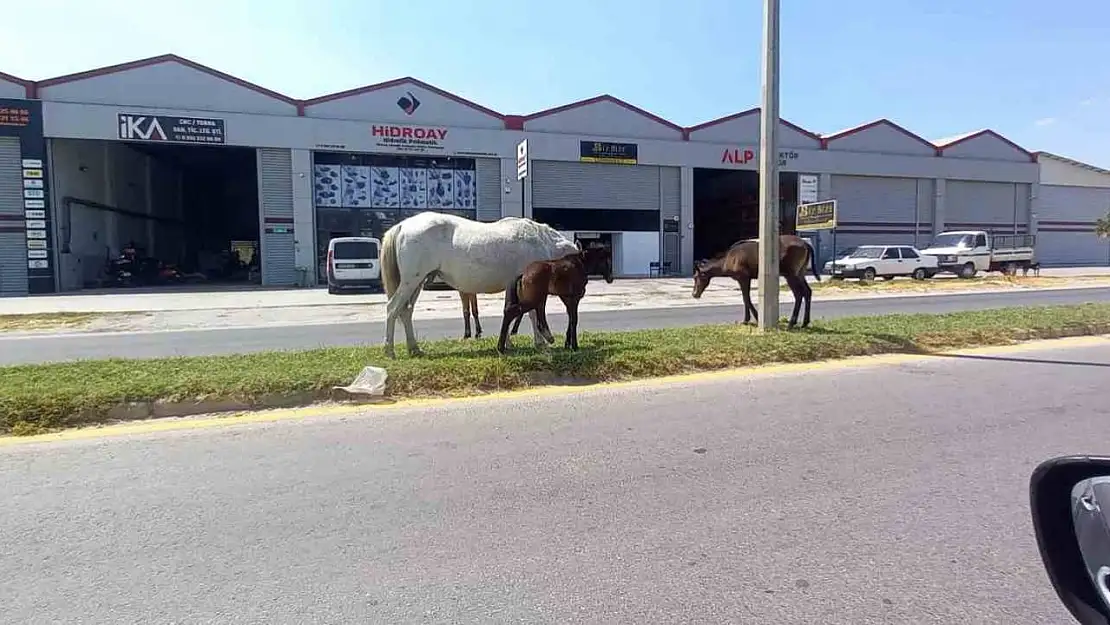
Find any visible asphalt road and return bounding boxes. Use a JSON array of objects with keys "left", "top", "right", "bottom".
[
  {"left": 3, "top": 287, "right": 1110, "bottom": 365},
  {"left": 2, "top": 338, "right": 1106, "bottom": 624}
]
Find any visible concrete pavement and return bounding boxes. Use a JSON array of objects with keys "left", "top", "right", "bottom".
[
  {"left": 2, "top": 286, "right": 1109, "bottom": 364},
  {"left": 2, "top": 337, "right": 1106, "bottom": 624},
  {"left": 3, "top": 270, "right": 1110, "bottom": 337}
]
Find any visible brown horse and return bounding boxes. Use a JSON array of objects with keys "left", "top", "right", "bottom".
[
  {"left": 692, "top": 235, "right": 821, "bottom": 328},
  {"left": 497, "top": 245, "right": 614, "bottom": 353},
  {"left": 458, "top": 291, "right": 482, "bottom": 339}
]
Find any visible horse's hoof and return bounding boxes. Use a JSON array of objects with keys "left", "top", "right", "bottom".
[
  {"left": 408, "top": 347, "right": 424, "bottom": 357},
  {"left": 384, "top": 348, "right": 396, "bottom": 360},
  {"left": 463, "top": 334, "right": 471, "bottom": 340}
]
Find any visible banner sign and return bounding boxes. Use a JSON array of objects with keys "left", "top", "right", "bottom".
[
  {"left": 580, "top": 141, "right": 638, "bottom": 165},
  {"left": 796, "top": 199, "right": 838, "bottom": 231},
  {"left": 118, "top": 113, "right": 226, "bottom": 144},
  {"left": 1, "top": 98, "right": 55, "bottom": 293}
]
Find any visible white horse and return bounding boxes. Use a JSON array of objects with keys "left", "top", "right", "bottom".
[{"left": 379, "top": 212, "right": 580, "bottom": 358}]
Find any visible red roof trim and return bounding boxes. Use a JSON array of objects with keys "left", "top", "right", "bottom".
[
  {"left": 303, "top": 77, "right": 504, "bottom": 119},
  {"left": 0, "top": 70, "right": 33, "bottom": 98},
  {"left": 35, "top": 54, "right": 300, "bottom": 106},
  {"left": 685, "top": 107, "right": 822, "bottom": 142},
  {"left": 522, "top": 95, "right": 685, "bottom": 133},
  {"left": 936, "top": 129, "right": 1036, "bottom": 162},
  {"left": 822, "top": 118, "right": 940, "bottom": 155}
]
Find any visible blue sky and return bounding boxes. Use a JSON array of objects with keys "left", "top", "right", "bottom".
[{"left": 3, "top": 0, "right": 1108, "bottom": 165}]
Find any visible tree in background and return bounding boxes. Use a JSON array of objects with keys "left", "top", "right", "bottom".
[{"left": 1097, "top": 211, "right": 1110, "bottom": 239}]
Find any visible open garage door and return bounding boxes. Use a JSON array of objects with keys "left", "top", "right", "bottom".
[
  {"left": 51, "top": 138, "right": 264, "bottom": 291},
  {"left": 693, "top": 169, "right": 798, "bottom": 262}
]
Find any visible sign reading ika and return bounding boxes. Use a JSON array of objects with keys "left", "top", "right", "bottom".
[
  {"left": 117, "top": 114, "right": 226, "bottom": 144},
  {"left": 371, "top": 125, "right": 448, "bottom": 153},
  {"left": 720, "top": 148, "right": 800, "bottom": 167}
]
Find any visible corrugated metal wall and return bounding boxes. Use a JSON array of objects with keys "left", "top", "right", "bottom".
[
  {"left": 0, "top": 137, "right": 27, "bottom": 296},
  {"left": 829, "top": 174, "right": 924, "bottom": 249},
  {"left": 660, "top": 165, "right": 681, "bottom": 274},
  {"left": 257, "top": 148, "right": 297, "bottom": 286},
  {"left": 945, "top": 180, "right": 1029, "bottom": 232},
  {"left": 1037, "top": 184, "right": 1110, "bottom": 266},
  {"left": 532, "top": 160, "right": 661, "bottom": 209},
  {"left": 475, "top": 157, "right": 501, "bottom": 222}
]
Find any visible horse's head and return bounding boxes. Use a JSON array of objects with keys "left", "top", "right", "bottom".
[
  {"left": 692, "top": 258, "right": 716, "bottom": 299},
  {"left": 581, "top": 245, "right": 614, "bottom": 284}
]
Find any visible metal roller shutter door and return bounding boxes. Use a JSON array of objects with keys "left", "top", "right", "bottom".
[
  {"left": 532, "top": 160, "right": 661, "bottom": 209},
  {"left": 829, "top": 174, "right": 922, "bottom": 250},
  {"left": 946, "top": 180, "right": 1027, "bottom": 231},
  {"left": 257, "top": 148, "right": 297, "bottom": 286},
  {"left": 1037, "top": 184, "right": 1110, "bottom": 266},
  {"left": 1038, "top": 232, "right": 1109, "bottom": 267},
  {"left": 475, "top": 157, "right": 501, "bottom": 222},
  {"left": 0, "top": 137, "right": 27, "bottom": 296},
  {"left": 660, "top": 165, "right": 681, "bottom": 274}
]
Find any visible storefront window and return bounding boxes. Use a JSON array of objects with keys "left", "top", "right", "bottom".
[{"left": 312, "top": 152, "right": 479, "bottom": 280}]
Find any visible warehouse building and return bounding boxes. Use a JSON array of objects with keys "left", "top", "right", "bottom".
[{"left": 0, "top": 54, "right": 1100, "bottom": 297}]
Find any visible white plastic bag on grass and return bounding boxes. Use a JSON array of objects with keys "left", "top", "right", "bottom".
[{"left": 334, "top": 366, "right": 388, "bottom": 397}]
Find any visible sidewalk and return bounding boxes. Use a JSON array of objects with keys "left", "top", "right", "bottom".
[
  {"left": 3, "top": 266, "right": 1109, "bottom": 316},
  {"left": 2, "top": 268, "right": 1109, "bottom": 335}
]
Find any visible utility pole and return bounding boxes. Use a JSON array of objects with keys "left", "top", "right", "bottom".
[{"left": 757, "top": 0, "right": 781, "bottom": 330}]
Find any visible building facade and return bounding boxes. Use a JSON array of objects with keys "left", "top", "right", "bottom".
[
  {"left": 0, "top": 54, "right": 1100, "bottom": 296},
  {"left": 1033, "top": 151, "right": 1110, "bottom": 266}
]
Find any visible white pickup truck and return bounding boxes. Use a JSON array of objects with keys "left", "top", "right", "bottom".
[{"left": 919, "top": 230, "right": 1037, "bottom": 278}]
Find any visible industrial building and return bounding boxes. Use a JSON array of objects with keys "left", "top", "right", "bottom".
[{"left": 0, "top": 54, "right": 1105, "bottom": 296}]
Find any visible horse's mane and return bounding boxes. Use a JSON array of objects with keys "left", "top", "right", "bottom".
[{"left": 501, "top": 217, "right": 571, "bottom": 248}]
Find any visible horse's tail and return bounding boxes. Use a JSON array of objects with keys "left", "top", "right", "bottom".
[
  {"left": 805, "top": 240, "right": 821, "bottom": 282},
  {"left": 507, "top": 274, "right": 523, "bottom": 308},
  {"left": 380, "top": 223, "right": 402, "bottom": 298}
]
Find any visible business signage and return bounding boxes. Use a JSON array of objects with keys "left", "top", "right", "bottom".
[
  {"left": 721, "top": 148, "right": 800, "bottom": 167},
  {"left": 117, "top": 113, "right": 226, "bottom": 144},
  {"left": 798, "top": 174, "right": 820, "bottom": 203},
  {"left": 516, "top": 139, "right": 528, "bottom": 180},
  {"left": 1, "top": 98, "right": 54, "bottom": 293},
  {"left": 371, "top": 124, "right": 448, "bottom": 153},
  {"left": 580, "top": 141, "right": 638, "bottom": 165},
  {"left": 796, "top": 199, "right": 838, "bottom": 231},
  {"left": 0, "top": 104, "right": 31, "bottom": 128}
]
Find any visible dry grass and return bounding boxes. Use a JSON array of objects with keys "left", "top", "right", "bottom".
[{"left": 0, "top": 313, "right": 101, "bottom": 332}]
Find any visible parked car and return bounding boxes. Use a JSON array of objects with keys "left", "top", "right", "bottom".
[
  {"left": 919, "top": 230, "right": 1037, "bottom": 278},
  {"left": 828, "top": 245, "right": 939, "bottom": 281},
  {"left": 822, "top": 247, "right": 858, "bottom": 275},
  {"left": 326, "top": 236, "right": 382, "bottom": 294}
]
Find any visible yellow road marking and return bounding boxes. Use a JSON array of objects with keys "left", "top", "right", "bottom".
[{"left": 2, "top": 334, "right": 1106, "bottom": 447}]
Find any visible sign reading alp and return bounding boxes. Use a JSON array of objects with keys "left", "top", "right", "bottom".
[
  {"left": 117, "top": 114, "right": 226, "bottom": 144},
  {"left": 721, "top": 148, "right": 800, "bottom": 167},
  {"left": 795, "top": 199, "right": 838, "bottom": 232}
]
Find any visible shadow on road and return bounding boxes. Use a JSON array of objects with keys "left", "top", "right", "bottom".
[{"left": 929, "top": 353, "right": 1110, "bottom": 369}]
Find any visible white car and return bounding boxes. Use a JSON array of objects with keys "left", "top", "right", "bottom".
[
  {"left": 326, "top": 236, "right": 382, "bottom": 294},
  {"left": 822, "top": 247, "right": 858, "bottom": 275},
  {"left": 828, "top": 245, "right": 939, "bottom": 281}
]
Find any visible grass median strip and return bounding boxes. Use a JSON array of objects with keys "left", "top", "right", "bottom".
[{"left": 2, "top": 303, "right": 1109, "bottom": 436}]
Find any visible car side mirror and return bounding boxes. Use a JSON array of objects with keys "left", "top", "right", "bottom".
[{"left": 1031, "top": 456, "right": 1110, "bottom": 624}]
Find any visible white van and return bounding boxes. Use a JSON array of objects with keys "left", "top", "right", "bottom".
[{"left": 326, "top": 236, "right": 382, "bottom": 294}]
